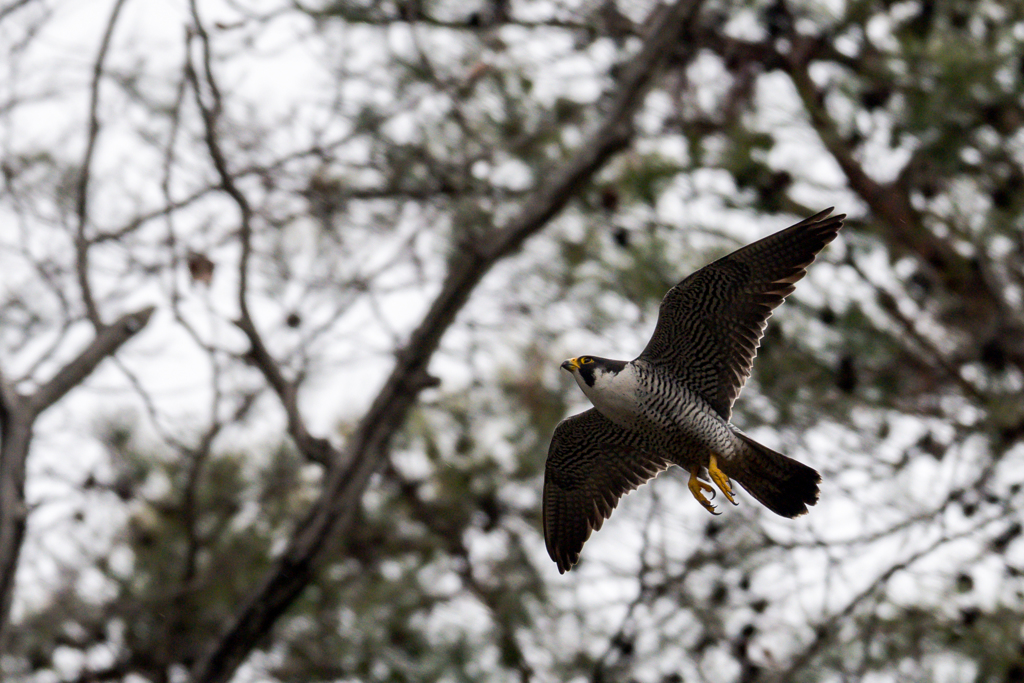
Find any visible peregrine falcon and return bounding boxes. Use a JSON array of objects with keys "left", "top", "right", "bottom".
[{"left": 544, "top": 208, "right": 844, "bottom": 573}]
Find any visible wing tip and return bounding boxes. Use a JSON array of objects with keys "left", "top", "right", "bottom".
[
  {"left": 804, "top": 207, "right": 846, "bottom": 223},
  {"left": 804, "top": 207, "right": 846, "bottom": 235}
]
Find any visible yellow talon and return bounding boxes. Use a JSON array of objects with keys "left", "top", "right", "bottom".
[
  {"left": 708, "top": 454, "right": 737, "bottom": 506},
  {"left": 688, "top": 467, "right": 719, "bottom": 515}
]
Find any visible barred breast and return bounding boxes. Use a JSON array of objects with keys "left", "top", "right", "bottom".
[{"left": 629, "top": 360, "right": 738, "bottom": 459}]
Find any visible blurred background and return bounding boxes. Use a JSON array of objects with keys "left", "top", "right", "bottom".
[{"left": 2, "top": 0, "right": 1024, "bottom": 681}]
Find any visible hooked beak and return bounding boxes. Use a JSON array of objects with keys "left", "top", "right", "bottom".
[{"left": 561, "top": 358, "right": 579, "bottom": 372}]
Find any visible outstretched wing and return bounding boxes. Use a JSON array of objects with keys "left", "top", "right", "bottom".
[
  {"left": 543, "top": 409, "right": 670, "bottom": 573},
  {"left": 637, "top": 209, "right": 844, "bottom": 420}
]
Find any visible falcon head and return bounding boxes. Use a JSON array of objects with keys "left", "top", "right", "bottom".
[{"left": 561, "top": 356, "right": 627, "bottom": 388}]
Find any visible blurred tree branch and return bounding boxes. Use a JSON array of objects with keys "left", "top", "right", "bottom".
[
  {"left": 74, "top": 0, "right": 128, "bottom": 329},
  {"left": 684, "top": 8, "right": 1024, "bottom": 391},
  {"left": 779, "top": 29, "right": 1024, "bottom": 374},
  {"left": 769, "top": 508, "right": 1011, "bottom": 683},
  {"left": 188, "top": 0, "right": 706, "bottom": 680},
  {"left": 0, "top": 0, "right": 34, "bottom": 23},
  {"left": 0, "top": 306, "right": 154, "bottom": 644},
  {"left": 6, "top": 1, "right": 1024, "bottom": 680}
]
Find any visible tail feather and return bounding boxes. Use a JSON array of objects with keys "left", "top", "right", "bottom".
[{"left": 727, "top": 432, "right": 820, "bottom": 518}]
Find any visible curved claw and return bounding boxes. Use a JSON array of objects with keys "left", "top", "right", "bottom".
[
  {"left": 688, "top": 467, "right": 718, "bottom": 515},
  {"left": 708, "top": 454, "right": 738, "bottom": 506}
]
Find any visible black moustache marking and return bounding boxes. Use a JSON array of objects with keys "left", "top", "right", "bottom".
[{"left": 578, "top": 358, "right": 626, "bottom": 387}]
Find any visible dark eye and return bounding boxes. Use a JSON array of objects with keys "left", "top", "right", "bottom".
[{"left": 580, "top": 357, "right": 593, "bottom": 364}]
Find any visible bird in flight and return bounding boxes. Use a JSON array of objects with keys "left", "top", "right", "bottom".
[{"left": 543, "top": 208, "right": 844, "bottom": 573}]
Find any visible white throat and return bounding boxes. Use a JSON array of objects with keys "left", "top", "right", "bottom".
[{"left": 575, "top": 363, "right": 641, "bottom": 429}]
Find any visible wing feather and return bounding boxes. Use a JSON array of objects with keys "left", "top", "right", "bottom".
[
  {"left": 637, "top": 209, "right": 844, "bottom": 419},
  {"left": 543, "top": 409, "right": 670, "bottom": 573}
]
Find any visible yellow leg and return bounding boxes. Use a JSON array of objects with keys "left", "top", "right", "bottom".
[
  {"left": 708, "top": 454, "right": 737, "bottom": 506},
  {"left": 688, "top": 467, "right": 719, "bottom": 515}
]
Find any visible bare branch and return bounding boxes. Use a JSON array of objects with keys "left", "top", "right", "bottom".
[
  {"left": 26, "top": 307, "right": 156, "bottom": 418},
  {"left": 0, "top": 0, "right": 36, "bottom": 23},
  {"left": 184, "top": 1, "right": 332, "bottom": 467},
  {"left": 778, "top": 39, "right": 1024, "bottom": 388},
  {"left": 768, "top": 512, "right": 1008, "bottom": 682},
  {"left": 844, "top": 256, "right": 987, "bottom": 404},
  {"left": 74, "top": 0, "right": 128, "bottom": 328},
  {"left": 190, "top": 1, "right": 707, "bottom": 680},
  {"left": 783, "top": 43, "right": 998, "bottom": 298},
  {"left": 0, "top": 368, "right": 31, "bottom": 643},
  {"left": 0, "top": 306, "right": 152, "bottom": 643}
]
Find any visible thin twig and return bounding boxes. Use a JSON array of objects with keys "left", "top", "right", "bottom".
[
  {"left": 190, "top": 1, "right": 707, "bottom": 680},
  {"left": 74, "top": 0, "right": 129, "bottom": 328}
]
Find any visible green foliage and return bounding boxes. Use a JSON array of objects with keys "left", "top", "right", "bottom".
[
  {"left": 619, "top": 153, "right": 686, "bottom": 207},
  {"left": 6, "top": 425, "right": 315, "bottom": 677},
  {"left": 816, "top": 603, "right": 1024, "bottom": 683},
  {"left": 6, "top": 0, "right": 1024, "bottom": 681}
]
